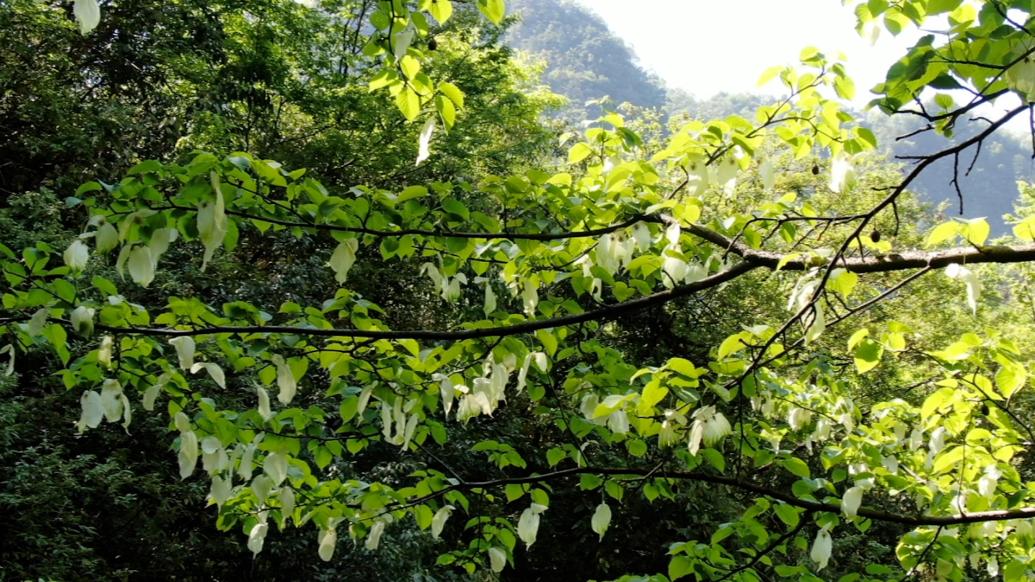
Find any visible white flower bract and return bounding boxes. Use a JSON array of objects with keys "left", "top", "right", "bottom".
[{"left": 810, "top": 527, "right": 833, "bottom": 570}]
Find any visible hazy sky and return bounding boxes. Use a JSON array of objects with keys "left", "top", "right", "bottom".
[{"left": 571, "top": 0, "right": 917, "bottom": 106}]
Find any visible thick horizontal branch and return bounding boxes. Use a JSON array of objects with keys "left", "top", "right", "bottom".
[
  {"left": 222, "top": 206, "right": 662, "bottom": 241},
  {"left": 745, "top": 243, "right": 1035, "bottom": 273},
  {"left": 89, "top": 263, "right": 757, "bottom": 340},
  {"left": 421, "top": 466, "right": 1035, "bottom": 527},
  {"left": 4, "top": 242, "right": 1035, "bottom": 342}
]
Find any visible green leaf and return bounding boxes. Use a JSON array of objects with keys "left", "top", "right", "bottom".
[
  {"left": 369, "top": 69, "right": 400, "bottom": 91},
  {"left": 438, "top": 81, "right": 464, "bottom": 109},
  {"left": 668, "top": 556, "right": 694, "bottom": 581},
  {"left": 505, "top": 483, "right": 525, "bottom": 502},
  {"left": 847, "top": 328, "right": 869, "bottom": 350},
  {"left": 926, "top": 221, "right": 960, "bottom": 246},
  {"left": 717, "top": 332, "right": 749, "bottom": 359},
  {"left": 774, "top": 503, "right": 801, "bottom": 527},
  {"left": 1013, "top": 215, "right": 1035, "bottom": 241},
  {"left": 435, "top": 95, "right": 457, "bottom": 129},
  {"left": 399, "top": 55, "right": 421, "bottom": 80},
  {"left": 996, "top": 364, "right": 1027, "bottom": 398},
  {"left": 757, "top": 65, "right": 784, "bottom": 87},
  {"left": 667, "top": 357, "right": 697, "bottom": 378},
  {"left": 639, "top": 380, "right": 668, "bottom": 410},
  {"left": 700, "top": 448, "right": 726, "bottom": 473},
  {"left": 921, "top": 386, "right": 957, "bottom": 420},
  {"left": 932, "top": 445, "right": 964, "bottom": 474},
  {"left": 413, "top": 504, "right": 434, "bottom": 529},
  {"left": 827, "top": 268, "right": 859, "bottom": 299},
  {"left": 441, "top": 198, "right": 469, "bottom": 220},
  {"left": 856, "top": 127, "right": 878, "bottom": 149},
  {"left": 961, "top": 218, "right": 990, "bottom": 246},
  {"left": 546, "top": 447, "right": 566, "bottom": 467},
  {"left": 76, "top": 181, "right": 103, "bottom": 196},
  {"left": 568, "top": 142, "right": 594, "bottom": 164},
  {"left": 395, "top": 87, "right": 421, "bottom": 122},
  {"left": 476, "top": 0, "right": 505, "bottom": 24},
  {"left": 853, "top": 339, "right": 883, "bottom": 374},
  {"left": 782, "top": 457, "right": 811, "bottom": 478},
  {"left": 427, "top": 0, "right": 453, "bottom": 23},
  {"left": 579, "top": 473, "right": 603, "bottom": 490}
]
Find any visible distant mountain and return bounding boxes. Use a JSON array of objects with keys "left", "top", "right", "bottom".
[
  {"left": 867, "top": 112, "right": 1035, "bottom": 232},
  {"left": 506, "top": 0, "right": 668, "bottom": 119},
  {"left": 505, "top": 0, "right": 1034, "bottom": 232}
]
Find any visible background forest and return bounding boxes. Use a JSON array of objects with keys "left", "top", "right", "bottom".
[{"left": 3, "top": 1, "right": 1035, "bottom": 581}]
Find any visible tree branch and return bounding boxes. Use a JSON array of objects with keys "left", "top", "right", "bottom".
[
  {"left": 399, "top": 466, "right": 1035, "bottom": 527},
  {"left": 5, "top": 242, "right": 1035, "bottom": 341}
]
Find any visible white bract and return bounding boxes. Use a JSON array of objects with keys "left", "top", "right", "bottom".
[
  {"left": 77, "top": 390, "right": 104, "bottom": 433},
  {"left": 711, "top": 155, "right": 739, "bottom": 195},
  {"left": 788, "top": 407, "right": 812, "bottom": 431},
  {"left": 198, "top": 171, "right": 228, "bottom": 270},
  {"left": 142, "top": 372, "right": 170, "bottom": 411},
  {"left": 178, "top": 430, "right": 198, "bottom": 479},
  {"left": 416, "top": 118, "right": 435, "bottom": 166},
  {"left": 99, "top": 378, "right": 123, "bottom": 422},
  {"left": 97, "top": 335, "right": 113, "bottom": 368},
  {"left": 95, "top": 221, "right": 119, "bottom": 253},
  {"left": 190, "top": 362, "right": 226, "bottom": 389},
  {"left": 0, "top": 344, "right": 11, "bottom": 376},
  {"left": 147, "top": 227, "right": 178, "bottom": 268},
  {"left": 811, "top": 527, "right": 833, "bottom": 570},
  {"left": 127, "top": 246, "right": 155, "bottom": 287},
  {"left": 392, "top": 24, "right": 415, "bottom": 60},
  {"left": 978, "top": 465, "right": 1001, "bottom": 499},
  {"left": 26, "top": 308, "right": 48, "bottom": 337},
  {"left": 201, "top": 437, "right": 228, "bottom": 474},
  {"left": 688, "top": 405, "right": 731, "bottom": 455},
  {"left": 329, "top": 239, "right": 359, "bottom": 283},
  {"left": 169, "top": 337, "right": 196, "bottom": 370},
  {"left": 257, "top": 385, "right": 273, "bottom": 420},
  {"left": 842, "top": 486, "right": 864, "bottom": 518},
  {"left": 431, "top": 505, "right": 454, "bottom": 538},
  {"left": 71, "top": 306, "right": 96, "bottom": 337},
  {"left": 64, "top": 239, "right": 90, "bottom": 271},
  {"left": 365, "top": 520, "right": 386, "bottom": 550},
  {"left": 828, "top": 154, "right": 857, "bottom": 193},
  {"left": 73, "top": 0, "right": 100, "bottom": 34},
  {"left": 759, "top": 159, "right": 776, "bottom": 190},
  {"left": 209, "top": 475, "right": 232, "bottom": 507},
  {"left": 522, "top": 281, "right": 538, "bottom": 315},
  {"left": 318, "top": 528, "right": 337, "bottom": 561},
  {"left": 945, "top": 263, "right": 981, "bottom": 314},
  {"left": 483, "top": 281, "right": 497, "bottom": 315},
  {"left": 488, "top": 546, "right": 507, "bottom": 572},
  {"left": 278, "top": 487, "right": 295, "bottom": 525},
  {"left": 591, "top": 502, "right": 612, "bottom": 540},
  {"left": 517, "top": 503, "right": 547, "bottom": 547},
  {"left": 272, "top": 354, "right": 298, "bottom": 404},
  {"left": 264, "top": 452, "right": 289, "bottom": 485},
  {"left": 247, "top": 522, "right": 269, "bottom": 556}
]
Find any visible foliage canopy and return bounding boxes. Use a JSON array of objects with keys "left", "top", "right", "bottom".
[{"left": 7, "top": 0, "right": 1035, "bottom": 580}]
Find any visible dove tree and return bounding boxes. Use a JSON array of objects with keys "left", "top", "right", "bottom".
[{"left": 6, "top": 0, "right": 1035, "bottom": 579}]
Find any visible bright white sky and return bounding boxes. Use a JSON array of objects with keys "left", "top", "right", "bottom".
[
  {"left": 571, "top": 0, "right": 916, "bottom": 107},
  {"left": 570, "top": 0, "right": 1028, "bottom": 133}
]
